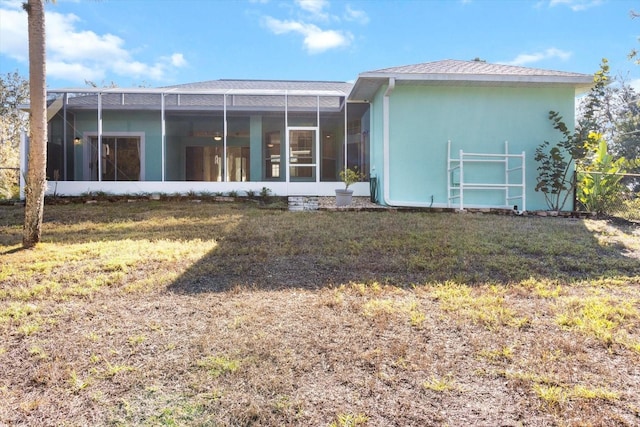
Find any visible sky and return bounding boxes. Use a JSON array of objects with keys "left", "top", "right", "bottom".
[{"left": 0, "top": 0, "right": 639, "bottom": 89}]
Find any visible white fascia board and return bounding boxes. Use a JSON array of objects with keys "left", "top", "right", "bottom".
[
  {"left": 347, "top": 78, "right": 382, "bottom": 101},
  {"left": 348, "top": 72, "right": 593, "bottom": 100},
  {"left": 359, "top": 71, "right": 593, "bottom": 86},
  {"left": 48, "top": 87, "right": 347, "bottom": 97}
]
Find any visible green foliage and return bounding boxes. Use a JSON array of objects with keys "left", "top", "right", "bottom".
[
  {"left": 619, "top": 195, "right": 640, "bottom": 221},
  {"left": 0, "top": 71, "right": 29, "bottom": 126},
  {"left": 534, "top": 112, "right": 588, "bottom": 210},
  {"left": 339, "top": 166, "right": 365, "bottom": 190},
  {"left": 609, "top": 82, "right": 640, "bottom": 191},
  {"left": 259, "top": 186, "right": 272, "bottom": 203},
  {"left": 0, "top": 180, "right": 20, "bottom": 200},
  {"left": 577, "top": 135, "right": 630, "bottom": 215},
  {"left": 535, "top": 60, "right": 609, "bottom": 211}
]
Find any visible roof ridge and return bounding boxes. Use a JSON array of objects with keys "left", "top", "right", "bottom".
[
  {"left": 217, "top": 78, "right": 350, "bottom": 83},
  {"left": 364, "top": 59, "right": 591, "bottom": 77}
]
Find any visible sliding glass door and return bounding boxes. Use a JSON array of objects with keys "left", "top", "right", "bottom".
[
  {"left": 185, "top": 146, "right": 250, "bottom": 182},
  {"left": 88, "top": 136, "right": 142, "bottom": 181}
]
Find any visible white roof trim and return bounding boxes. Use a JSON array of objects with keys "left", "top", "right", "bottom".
[
  {"left": 48, "top": 87, "right": 347, "bottom": 97},
  {"left": 358, "top": 72, "right": 593, "bottom": 85},
  {"left": 349, "top": 72, "right": 594, "bottom": 101}
]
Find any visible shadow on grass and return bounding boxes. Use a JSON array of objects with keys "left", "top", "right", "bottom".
[
  {"left": 0, "top": 246, "right": 28, "bottom": 256},
  {"left": 2, "top": 202, "right": 637, "bottom": 294},
  {"left": 0, "top": 201, "right": 250, "bottom": 246},
  {"left": 167, "top": 208, "right": 640, "bottom": 294}
]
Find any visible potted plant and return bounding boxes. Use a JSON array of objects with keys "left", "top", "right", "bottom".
[{"left": 336, "top": 166, "right": 365, "bottom": 207}]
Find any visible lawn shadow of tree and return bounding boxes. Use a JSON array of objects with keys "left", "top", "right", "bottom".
[
  {"left": 2, "top": 202, "right": 637, "bottom": 294},
  {"left": 167, "top": 208, "right": 640, "bottom": 294}
]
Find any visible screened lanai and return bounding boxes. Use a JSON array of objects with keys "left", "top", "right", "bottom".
[{"left": 40, "top": 80, "right": 370, "bottom": 196}]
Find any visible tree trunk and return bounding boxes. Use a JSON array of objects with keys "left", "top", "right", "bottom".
[{"left": 23, "top": 0, "right": 47, "bottom": 248}]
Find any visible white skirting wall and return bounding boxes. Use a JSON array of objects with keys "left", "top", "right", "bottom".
[{"left": 44, "top": 181, "right": 370, "bottom": 198}]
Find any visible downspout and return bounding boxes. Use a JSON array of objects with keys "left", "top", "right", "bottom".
[
  {"left": 382, "top": 77, "right": 443, "bottom": 208},
  {"left": 223, "top": 93, "right": 227, "bottom": 182},
  {"left": 382, "top": 77, "right": 395, "bottom": 206},
  {"left": 161, "top": 93, "right": 166, "bottom": 182},
  {"left": 19, "top": 131, "right": 27, "bottom": 200},
  {"left": 97, "top": 92, "right": 102, "bottom": 181},
  {"left": 63, "top": 93, "right": 67, "bottom": 180}
]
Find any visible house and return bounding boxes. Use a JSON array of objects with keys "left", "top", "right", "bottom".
[{"left": 26, "top": 59, "right": 593, "bottom": 210}]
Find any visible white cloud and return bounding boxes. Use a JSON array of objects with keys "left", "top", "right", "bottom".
[
  {"left": 629, "top": 79, "right": 640, "bottom": 92},
  {"left": 260, "top": 0, "right": 366, "bottom": 54},
  {"left": 548, "top": 0, "right": 603, "bottom": 12},
  {"left": 169, "top": 53, "right": 186, "bottom": 68},
  {"left": 263, "top": 16, "right": 352, "bottom": 54},
  {"left": 344, "top": 4, "right": 369, "bottom": 24},
  {"left": 0, "top": 1, "right": 187, "bottom": 85},
  {"left": 504, "top": 48, "right": 572, "bottom": 66},
  {"left": 47, "top": 61, "right": 105, "bottom": 83},
  {"left": 295, "top": 0, "right": 329, "bottom": 20},
  {"left": 0, "top": 2, "right": 29, "bottom": 62},
  {"left": 0, "top": 0, "right": 22, "bottom": 10}
]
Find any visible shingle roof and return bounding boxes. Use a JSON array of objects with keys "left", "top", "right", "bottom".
[
  {"left": 367, "top": 59, "right": 588, "bottom": 78},
  {"left": 349, "top": 59, "right": 594, "bottom": 100},
  {"left": 165, "top": 79, "right": 353, "bottom": 94}
]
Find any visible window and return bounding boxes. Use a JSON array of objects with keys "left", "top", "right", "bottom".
[{"left": 264, "top": 131, "right": 281, "bottom": 179}]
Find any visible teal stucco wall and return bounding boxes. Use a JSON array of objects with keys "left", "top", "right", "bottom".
[
  {"left": 373, "top": 84, "right": 576, "bottom": 211},
  {"left": 73, "top": 110, "right": 163, "bottom": 181}
]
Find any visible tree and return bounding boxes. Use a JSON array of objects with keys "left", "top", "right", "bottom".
[
  {"left": 0, "top": 72, "right": 29, "bottom": 199},
  {"left": 22, "top": 0, "right": 47, "bottom": 248},
  {"left": 534, "top": 111, "right": 593, "bottom": 211},
  {"left": 0, "top": 72, "right": 30, "bottom": 140},
  {"left": 534, "top": 60, "right": 609, "bottom": 211},
  {"left": 609, "top": 80, "right": 640, "bottom": 191}
]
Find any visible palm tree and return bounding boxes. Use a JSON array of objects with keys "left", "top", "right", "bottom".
[{"left": 22, "top": 0, "right": 47, "bottom": 248}]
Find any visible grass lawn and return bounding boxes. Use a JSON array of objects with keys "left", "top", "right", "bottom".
[{"left": 1, "top": 201, "right": 639, "bottom": 426}]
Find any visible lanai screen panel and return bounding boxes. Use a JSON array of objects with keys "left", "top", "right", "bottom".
[{"left": 61, "top": 92, "right": 101, "bottom": 181}]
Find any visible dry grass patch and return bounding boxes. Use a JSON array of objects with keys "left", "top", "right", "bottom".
[
  {"left": 1, "top": 202, "right": 639, "bottom": 426},
  {"left": 555, "top": 289, "right": 640, "bottom": 352},
  {"left": 431, "top": 282, "right": 530, "bottom": 329}
]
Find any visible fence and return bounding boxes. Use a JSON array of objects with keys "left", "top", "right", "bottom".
[
  {"left": 0, "top": 167, "right": 20, "bottom": 200},
  {"left": 574, "top": 170, "right": 640, "bottom": 221}
]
